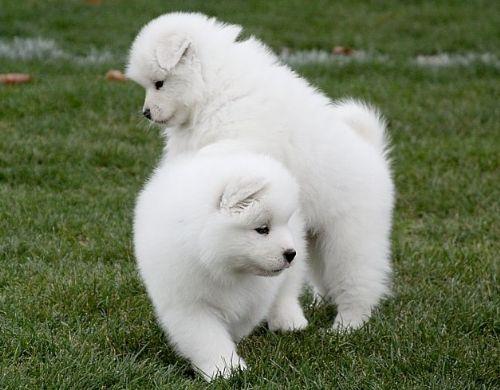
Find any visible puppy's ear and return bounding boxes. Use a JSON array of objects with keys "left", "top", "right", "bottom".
[
  {"left": 222, "top": 24, "right": 243, "bottom": 42},
  {"left": 220, "top": 177, "right": 268, "bottom": 214},
  {"left": 155, "top": 34, "right": 191, "bottom": 72}
]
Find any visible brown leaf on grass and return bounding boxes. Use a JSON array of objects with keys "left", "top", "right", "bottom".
[
  {"left": 332, "top": 46, "right": 354, "bottom": 56},
  {"left": 105, "top": 69, "right": 126, "bottom": 81},
  {"left": 0, "top": 73, "right": 32, "bottom": 84}
]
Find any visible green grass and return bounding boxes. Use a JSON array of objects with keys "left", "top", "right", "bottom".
[{"left": 1, "top": 0, "right": 499, "bottom": 388}]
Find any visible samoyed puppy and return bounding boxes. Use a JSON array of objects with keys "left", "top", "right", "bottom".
[
  {"left": 126, "top": 13, "right": 394, "bottom": 330},
  {"left": 134, "top": 143, "right": 308, "bottom": 380}
]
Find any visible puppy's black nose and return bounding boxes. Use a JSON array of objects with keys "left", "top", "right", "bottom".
[
  {"left": 143, "top": 108, "right": 151, "bottom": 120},
  {"left": 283, "top": 249, "right": 296, "bottom": 263}
]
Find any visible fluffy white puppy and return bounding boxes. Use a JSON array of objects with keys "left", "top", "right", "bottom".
[
  {"left": 127, "top": 13, "right": 395, "bottom": 330},
  {"left": 134, "top": 144, "right": 308, "bottom": 380}
]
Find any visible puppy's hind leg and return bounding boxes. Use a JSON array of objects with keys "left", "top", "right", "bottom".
[
  {"left": 160, "top": 307, "right": 246, "bottom": 381},
  {"left": 307, "top": 232, "right": 330, "bottom": 306},
  {"left": 320, "top": 209, "right": 392, "bottom": 331},
  {"left": 267, "top": 259, "right": 308, "bottom": 332}
]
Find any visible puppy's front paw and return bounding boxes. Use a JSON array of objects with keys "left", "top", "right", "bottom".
[
  {"left": 268, "top": 304, "right": 308, "bottom": 332},
  {"left": 198, "top": 355, "right": 247, "bottom": 381},
  {"left": 332, "top": 310, "right": 370, "bottom": 332}
]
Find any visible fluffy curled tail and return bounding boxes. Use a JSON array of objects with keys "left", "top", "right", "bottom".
[{"left": 332, "top": 99, "right": 389, "bottom": 154}]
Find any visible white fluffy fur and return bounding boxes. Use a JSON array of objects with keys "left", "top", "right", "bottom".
[
  {"left": 134, "top": 145, "right": 308, "bottom": 380},
  {"left": 127, "top": 12, "right": 394, "bottom": 331}
]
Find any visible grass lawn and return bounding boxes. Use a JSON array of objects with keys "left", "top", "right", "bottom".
[{"left": 1, "top": 0, "right": 498, "bottom": 388}]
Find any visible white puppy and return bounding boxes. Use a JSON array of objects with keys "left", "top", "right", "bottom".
[
  {"left": 134, "top": 145, "right": 308, "bottom": 380},
  {"left": 127, "top": 13, "right": 394, "bottom": 330}
]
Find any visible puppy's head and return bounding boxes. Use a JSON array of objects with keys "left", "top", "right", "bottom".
[
  {"left": 126, "top": 12, "right": 242, "bottom": 127},
  {"left": 200, "top": 172, "right": 305, "bottom": 280},
  {"left": 126, "top": 31, "right": 203, "bottom": 127}
]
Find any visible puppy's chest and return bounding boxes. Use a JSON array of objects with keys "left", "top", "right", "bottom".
[
  {"left": 209, "top": 278, "right": 278, "bottom": 324},
  {"left": 166, "top": 126, "right": 219, "bottom": 158}
]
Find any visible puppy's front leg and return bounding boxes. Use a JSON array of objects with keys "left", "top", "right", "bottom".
[
  {"left": 267, "top": 261, "right": 308, "bottom": 332},
  {"left": 160, "top": 308, "right": 246, "bottom": 381}
]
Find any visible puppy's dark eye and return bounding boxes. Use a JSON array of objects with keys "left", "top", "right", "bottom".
[
  {"left": 255, "top": 225, "right": 269, "bottom": 235},
  {"left": 154, "top": 80, "right": 164, "bottom": 90}
]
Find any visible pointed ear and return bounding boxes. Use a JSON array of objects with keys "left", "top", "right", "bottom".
[
  {"left": 155, "top": 34, "right": 191, "bottom": 72},
  {"left": 222, "top": 24, "right": 243, "bottom": 42},
  {"left": 219, "top": 177, "right": 268, "bottom": 214}
]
